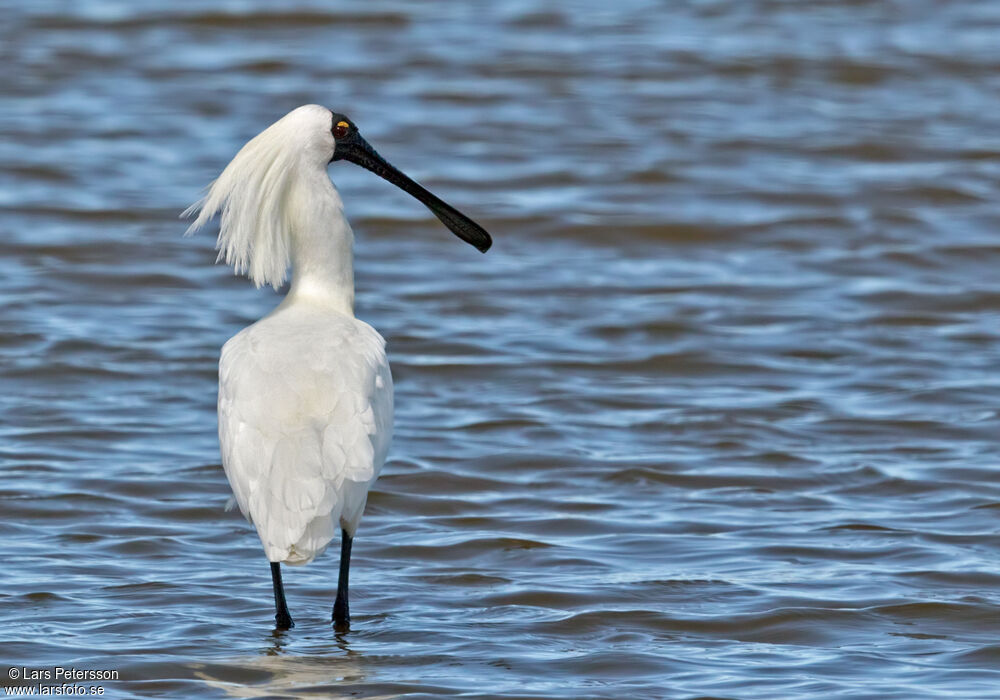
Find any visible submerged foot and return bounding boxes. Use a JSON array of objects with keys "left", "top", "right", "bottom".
[
  {"left": 275, "top": 611, "right": 294, "bottom": 630},
  {"left": 332, "top": 599, "right": 350, "bottom": 631}
]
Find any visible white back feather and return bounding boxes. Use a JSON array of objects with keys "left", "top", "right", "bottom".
[{"left": 183, "top": 105, "right": 334, "bottom": 289}]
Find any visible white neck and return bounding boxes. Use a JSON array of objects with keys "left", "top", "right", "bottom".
[{"left": 283, "top": 167, "right": 355, "bottom": 316}]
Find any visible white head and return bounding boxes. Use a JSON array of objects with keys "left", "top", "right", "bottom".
[
  {"left": 184, "top": 105, "right": 492, "bottom": 290},
  {"left": 184, "top": 105, "right": 336, "bottom": 289}
]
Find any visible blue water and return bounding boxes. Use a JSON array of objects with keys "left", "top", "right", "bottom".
[{"left": 3, "top": 1, "right": 1000, "bottom": 698}]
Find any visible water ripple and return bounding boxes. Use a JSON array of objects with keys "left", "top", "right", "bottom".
[{"left": 2, "top": 0, "right": 1000, "bottom": 698}]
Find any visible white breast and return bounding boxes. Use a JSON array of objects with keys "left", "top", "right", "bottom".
[{"left": 218, "top": 303, "right": 393, "bottom": 565}]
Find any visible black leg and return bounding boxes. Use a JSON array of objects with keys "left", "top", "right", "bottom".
[
  {"left": 270, "top": 562, "right": 294, "bottom": 629},
  {"left": 332, "top": 529, "right": 353, "bottom": 629}
]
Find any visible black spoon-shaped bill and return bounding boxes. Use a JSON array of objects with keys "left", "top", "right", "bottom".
[{"left": 330, "top": 117, "right": 492, "bottom": 253}]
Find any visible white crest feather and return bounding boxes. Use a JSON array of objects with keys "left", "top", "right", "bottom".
[{"left": 183, "top": 105, "right": 334, "bottom": 289}]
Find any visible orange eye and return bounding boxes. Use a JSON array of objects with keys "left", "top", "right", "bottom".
[{"left": 333, "top": 121, "right": 350, "bottom": 138}]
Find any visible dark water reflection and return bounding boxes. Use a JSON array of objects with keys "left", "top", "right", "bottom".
[{"left": 3, "top": 1, "right": 1000, "bottom": 698}]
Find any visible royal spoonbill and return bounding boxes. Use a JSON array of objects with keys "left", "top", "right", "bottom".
[{"left": 185, "top": 105, "right": 491, "bottom": 629}]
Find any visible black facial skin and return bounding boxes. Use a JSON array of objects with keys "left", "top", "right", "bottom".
[{"left": 329, "top": 112, "right": 492, "bottom": 253}]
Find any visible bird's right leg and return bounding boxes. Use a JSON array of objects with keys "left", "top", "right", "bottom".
[
  {"left": 332, "top": 529, "right": 353, "bottom": 630},
  {"left": 270, "top": 562, "right": 294, "bottom": 629}
]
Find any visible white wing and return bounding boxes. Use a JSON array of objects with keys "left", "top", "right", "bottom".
[{"left": 218, "top": 306, "right": 393, "bottom": 565}]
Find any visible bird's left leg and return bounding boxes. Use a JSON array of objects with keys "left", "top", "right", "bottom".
[
  {"left": 270, "top": 562, "right": 294, "bottom": 629},
  {"left": 332, "top": 529, "right": 353, "bottom": 629}
]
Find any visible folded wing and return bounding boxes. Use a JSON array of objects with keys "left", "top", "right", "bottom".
[{"left": 218, "top": 310, "right": 393, "bottom": 565}]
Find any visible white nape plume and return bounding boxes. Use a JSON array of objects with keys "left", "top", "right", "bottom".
[{"left": 183, "top": 105, "right": 335, "bottom": 290}]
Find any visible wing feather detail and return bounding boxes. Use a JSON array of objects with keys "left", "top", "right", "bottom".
[{"left": 218, "top": 307, "right": 393, "bottom": 564}]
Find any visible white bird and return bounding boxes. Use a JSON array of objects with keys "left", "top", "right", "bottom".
[{"left": 185, "top": 105, "right": 491, "bottom": 629}]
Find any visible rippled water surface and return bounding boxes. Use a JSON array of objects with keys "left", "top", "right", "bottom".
[{"left": 4, "top": 1, "right": 1000, "bottom": 698}]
